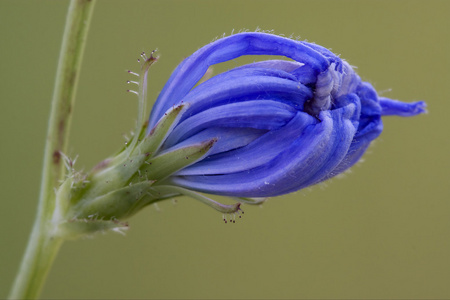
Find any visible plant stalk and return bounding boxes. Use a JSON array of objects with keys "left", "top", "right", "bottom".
[{"left": 9, "top": 0, "right": 96, "bottom": 298}]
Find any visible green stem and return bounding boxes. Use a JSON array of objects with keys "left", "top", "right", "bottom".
[
  {"left": 8, "top": 227, "right": 64, "bottom": 300},
  {"left": 9, "top": 0, "right": 96, "bottom": 298}
]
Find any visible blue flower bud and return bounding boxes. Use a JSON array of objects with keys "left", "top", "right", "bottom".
[{"left": 147, "top": 32, "right": 426, "bottom": 197}]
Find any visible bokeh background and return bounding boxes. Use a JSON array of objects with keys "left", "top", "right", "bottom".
[{"left": 1, "top": 0, "right": 449, "bottom": 299}]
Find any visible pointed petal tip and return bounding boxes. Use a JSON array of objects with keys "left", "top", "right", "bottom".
[{"left": 379, "top": 98, "right": 427, "bottom": 117}]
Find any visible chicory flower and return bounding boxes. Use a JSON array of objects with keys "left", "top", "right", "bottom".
[
  {"left": 53, "top": 32, "right": 426, "bottom": 235},
  {"left": 148, "top": 32, "right": 426, "bottom": 197}
]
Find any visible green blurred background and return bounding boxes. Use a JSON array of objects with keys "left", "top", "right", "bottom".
[{"left": 1, "top": 0, "right": 449, "bottom": 299}]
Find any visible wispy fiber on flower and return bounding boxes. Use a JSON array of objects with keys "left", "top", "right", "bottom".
[{"left": 147, "top": 32, "right": 426, "bottom": 197}]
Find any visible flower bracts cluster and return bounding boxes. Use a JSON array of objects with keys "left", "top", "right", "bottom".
[{"left": 148, "top": 32, "right": 426, "bottom": 197}]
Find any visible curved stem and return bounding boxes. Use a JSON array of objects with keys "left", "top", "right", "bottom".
[{"left": 9, "top": 0, "right": 96, "bottom": 298}]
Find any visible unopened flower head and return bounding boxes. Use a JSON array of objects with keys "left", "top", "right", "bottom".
[
  {"left": 51, "top": 32, "right": 426, "bottom": 237},
  {"left": 147, "top": 32, "right": 426, "bottom": 197}
]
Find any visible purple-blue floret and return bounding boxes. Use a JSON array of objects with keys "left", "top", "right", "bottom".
[{"left": 147, "top": 33, "right": 426, "bottom": 197}]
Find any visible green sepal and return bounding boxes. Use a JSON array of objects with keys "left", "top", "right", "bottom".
[
  {"left": 86, "top": 104, "right": 187, "bottom": 186},
  {"left": 72, "top": 104, "right": 189, "bottom": 208},
  {"left": 56, "top": 218, "right": 129, "bottom": 240},
  {"left": 71, "top": 180, "right": 157, "bottom": 221},
  {"left": 134, "top": 103, "right": 187, "bottom": 157},
  {"left": 233, "top": 197, "right": 266, "bottom": 205},
  {"left": 137, "top": 138, "right": 217, "bottom": 182},
  {"left": 152, "top": 185, "right": 242, "bottom": 214},
  {"left": 82, "top": 152, "right": 151, "bottom": 200}
]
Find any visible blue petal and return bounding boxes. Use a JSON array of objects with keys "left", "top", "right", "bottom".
[
  {"left": 238, "top": 59, "right": 304, "bottom": 71},
  {"left": 357, "top": 83, "right": 383, "bottom": 116},
  {"left": 379, "top": 98, "right": 427, "bottom": 116},
  {"left": 333, "top": 61, "right": 361, "bottom": 98},
  {"left": 164, "top": 100, "right": 297, "bottom": 148},
  {"left": 306, "top": 61, "right": 360, "bottom": 116},
  {"left": 231, "top": 60, "right": 319, "bottom": 85},
  {"left": 327, "top": 119, "right": 381, "bottom": 177},
  {"left": 160, "top": 127, "right": 267, "bottom": 157},
  {"left": 148, "top": 33, "right": 340, "bottom": 128},
  {"left": 327, "top": 87, "right": 384, "bottom": 175},
  {"left": 176, "top": 111, "right": 317, "bottom": 175},
  {"left": 167, "top": 103, "right": 357, "bottom": 197},
  {"left": 175, "top": 67, "right": 313, "bottom": 123}
]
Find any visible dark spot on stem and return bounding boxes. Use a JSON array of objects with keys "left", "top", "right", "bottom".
[{"left": 53, "top": 150, "right": 61, "bottom": 164}]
